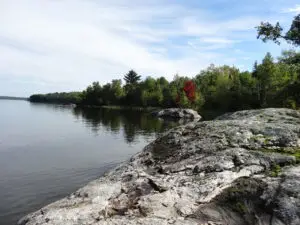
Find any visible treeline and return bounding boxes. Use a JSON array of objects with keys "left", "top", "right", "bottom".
[
  {"left": 30, "top": 14, "right": 300, "bottom": 114},
  {"left": 29, "top": 50, "right": 300, "bottom": 114},
  {"left": 30, "top": 92, "right": 82, "bottom": 104}
]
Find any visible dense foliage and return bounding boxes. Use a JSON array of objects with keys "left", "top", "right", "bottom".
[
  {"left": 30, "top": 92, "right": 82, "bottom": 104},
  {"left": 256, "top": 14, "right": 300, "bottom": 109},
  {"left": 29, "top": 50, "right": 300, "bottom": 115},
  {"left": 29, "top": 14, "right": 300, "bottom": 115}
]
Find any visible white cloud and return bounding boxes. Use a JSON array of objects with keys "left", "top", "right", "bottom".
[
  {"left": 0, "top": 0, "right": 270, "bottom": 95},
  {"left": 285, "top": 4, "right": 300, "bottom": 13},
  {"left": 199, "top": 37, "right": 238, "bottom": 44}
]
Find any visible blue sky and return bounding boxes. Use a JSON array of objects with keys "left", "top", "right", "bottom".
[{"left": 0, "top": 0, "right": 299, "bottom": 97}]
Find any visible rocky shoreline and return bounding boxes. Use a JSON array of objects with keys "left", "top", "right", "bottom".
[{"left": 18, "top": 108, "right": 300, "bottom": 225}]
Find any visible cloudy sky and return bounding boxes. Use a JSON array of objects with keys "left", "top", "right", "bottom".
[{"left": 0, "top": 0, "right": 299, "bottom": 97}]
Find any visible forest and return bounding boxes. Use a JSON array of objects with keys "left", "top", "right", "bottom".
[{"left": 30, "top": 15, "right": 300, "bottom": 115}]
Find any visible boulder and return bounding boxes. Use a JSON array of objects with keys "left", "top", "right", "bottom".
[
  {"left": 18, "top": 108, "right": 300, "bottom": 225},
  {"left": 152, "top": 108, "right": 201, "bottom": 121}
]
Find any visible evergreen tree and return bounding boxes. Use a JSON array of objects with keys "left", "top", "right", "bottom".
[{"left": 124, "top": 70, "right": 141, "bottom": 85}]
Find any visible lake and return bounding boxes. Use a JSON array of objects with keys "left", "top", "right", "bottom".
[{"left": 0, "top": 100, "right": 178, "bottom": 225}]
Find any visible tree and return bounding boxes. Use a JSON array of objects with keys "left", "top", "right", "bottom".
[
  {"left": 124, "top": 70, "right": 141, "bottom": 85},
  {"left": 279, "top": 50, "right": 300, "bottom": 65},
  {"left": 252, "top": 61, "right": 259, "bottom": 78},
  {"left": 257, "top": 14, "right": 300, "bottom": 46},
  {"left": 82, "top": 82, "right": 103, "bottom": 105},
  {"left": 29, "top": 46, "right": 300, "bottom": 112},
  {"left": 157, "top": 77, "right": 169, "bottom": 87},
  {"left": 111, "top": 79, "right": 124, "bottom": 102},
  {"left": 257, "top": 15, "right": 300, "bottom": 110},
  {"left": 256, "top": 53, "right": 276, "bottom": 107},
  {"left": 239, "top": 71, "right": 258, "bottom": 108},
  {"left": 183, "top": 81, "right": 196, "bottom": 103},
  {"left": 143, "top": 77, "right": 156, "bottom": 91}
]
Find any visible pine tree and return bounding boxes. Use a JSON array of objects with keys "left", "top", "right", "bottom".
[{"left": 124, "top": 70, "right": 141, "bottom": 85}]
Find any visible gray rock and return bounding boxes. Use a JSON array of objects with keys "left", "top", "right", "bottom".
[
  {"left": 18, "top": 108, "right": 300, "bottom": 225},
  {"left": 152, "top": 108, "right": 201, "bottom": 121}
]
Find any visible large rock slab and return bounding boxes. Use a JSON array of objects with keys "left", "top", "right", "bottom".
[
  {"left": 18, "top": 108, "right": 300, "bottom": 225},
  {"left": 152, "top": 108, "right": 201, "bottom": 121}
]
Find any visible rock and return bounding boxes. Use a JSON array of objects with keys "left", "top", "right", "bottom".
[
  {"left": 18, "top": 108, "right": 300, "bottom": 225},
  {"left": 152, "top": 108, "right": 201, "bottom": 121}
]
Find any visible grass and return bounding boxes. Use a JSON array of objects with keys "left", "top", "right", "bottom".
[
  {"left": 216, "top": 178, "right": 267, "bottom": 216},
  {"left": 256, "top": 147, "right": 300, "bottom": 164},
  {"left": 234, "top": 202, "right": 247, "bottom": 214},
  {"left": 269, "top": 164, "right": 281, "bottom": 177},
  {"left": 293, "top": 151, "right": 300, "bottom": 163}
]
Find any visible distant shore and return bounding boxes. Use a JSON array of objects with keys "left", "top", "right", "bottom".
[{"left": 0, "top": 96, "right": 28, "bottom": 101}]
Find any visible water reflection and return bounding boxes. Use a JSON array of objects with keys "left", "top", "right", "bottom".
[
  {"left": 1, "top": 102, "right": 180, "bottom": 225},
  {"left": 29, "top": 102, "right": 179, "bottom": 143},
  {"left": 72, "top": 107, "right": 179, "bottom": 143}
]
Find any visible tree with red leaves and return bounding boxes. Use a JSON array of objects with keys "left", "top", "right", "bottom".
[
  {"left": 175, "top": 80, "right": 197, "bottom": 107},
  {"left": 183, "top": 80, "right": 196, "bottom": 103}
]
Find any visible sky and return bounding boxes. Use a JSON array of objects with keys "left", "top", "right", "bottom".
[{"left": 0, "top": 0, "right": 300, "bottom": 97}]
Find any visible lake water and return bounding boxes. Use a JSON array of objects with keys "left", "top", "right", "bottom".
[{"left": 0, "top": 100, "right": 178, "bottom": 225}]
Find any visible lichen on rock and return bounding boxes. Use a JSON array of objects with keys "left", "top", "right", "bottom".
[{"left": 18, "top": 108, "right": 300, "bottom": 225}]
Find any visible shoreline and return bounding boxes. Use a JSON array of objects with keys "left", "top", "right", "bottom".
[
  {"left": 28, "top": 101, "right": 162, "bottom": 112},
  {"left": 18, "top": 108, "right": 300, "bottom": 225},
  {"left": 28, "top": 101, "right": 226, "bottom": 120},
  {"left": 76, "top": 104, "right": 162, "bottom": 112}
]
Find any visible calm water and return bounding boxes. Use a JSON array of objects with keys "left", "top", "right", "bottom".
[{"left": 0, "top": 100, "right": 178, "bottom": 225}]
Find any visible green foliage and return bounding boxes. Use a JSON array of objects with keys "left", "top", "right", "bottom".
[
  {"left": 257, "top": 147, "right": 300, "bottom": 164},
  {"left": 284, "top": 98, "right": 297, "bottom": 109},
  {"left": 257, "top": 14, "right": 300, "bottom": 46},
  {"left": 234, "top": 202, "right": 247, "bottom": 214},
  {"left": 194, "top": 65, "right": 257, "bottom": 113},
  {"left": 294, "top": 151, "right": 300, "bottom": 163},
  {"left": 30, "top": 51, "right": 300, "bottom": 115},
  {"left": 256, "top": 52, "right": 276, "bottom": 107},
  {"left": 29, "top": 92, "right": 82, "bottom": 104},
  {"left": 269, "top": 164, "right": 281, "bottom": 177},
  {"left": 286, "top": 15, "right": 300, "bottom": 46},
  {"left": 81, "top": 82, "right": 103, "bottom": 105},
  {"left": 257, "top": 22, "right": 283, "bottom": 44},
  {"left": 279, "top": 50, "right": 300, "bottom": 65}
]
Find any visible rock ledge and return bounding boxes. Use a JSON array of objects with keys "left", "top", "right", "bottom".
[{"left": 19, "top": 108, "right": 300, "bottom": 225}]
